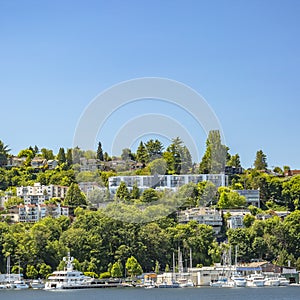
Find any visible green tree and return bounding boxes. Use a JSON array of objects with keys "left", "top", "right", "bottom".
[
  {"left": 254, "top": 150, "right": 268, "bottom": 170},
  {"left": 18, "top": 148, "right": 35, "bottom": 166},
  {"left": 0, "top": 140, "right": 10, "bottom": 167},
  {"left": 40, "top": 148, "right": 54, "bottom": 160},
  {"left": 165, "top": 137, "right": 184, "bottom": 174},
  {"left": 125, "top": 256, "right": 143, "bottom": 278},
  {"left": 181, "top": 146, "right": 193, "bottom": 173},
  {"left": 282, "top": 175, "right": 300, "bottom": 210},
  {"left": 38, "top": 263, "right": 52, "bottom": 278},
  {"left": 96, "top": 142, "right": 104, "bottom": 161},
  {"left": 145, "top": 139, "right": 164, "bottom": 161},
  {"left": 26, "top": 264, "right": 39, "bottom": 279},
  {"left": 66, "top": 149, "right": 73, "bottom": 167},
  {"left": 64, "top": 183, "right": 87, "bottom": 208},
  {"left": 131, "top": 182, "right": 140, "bottom": 199},
  {"left": 197, "top": 181, "right": 217, "bottom": 206},
  {"left": 115, "top": 181, "right": 131, "bottom": 202},
  {"left": 199, "top": 130, "right": 228, "bottom": 174},
  {"left": 141, "top": 188, "right": 159, "bottom": 203},
  {"left": 136, "top": 141, "right": 148, "bottom": 164},
  {"left": 227, "top": 154, "right": 241, "bottom": 168},
  {"left": 111, "top": 261, "right": 123, "bottom": 278},
  {"left": 217, "top": 189, "right": 246, "bottom": 209},
  {"left": 4, "top": 196, "right": 24, "bottom": 209},
  {"left": 121, "top": 148, "right": 134, "bottom": 161},
  {"left": 57, "top": 148, "right": 66, "bottom": 165},
  {"left": 148, "top": 158, "right": 167, "bottom": 175}
]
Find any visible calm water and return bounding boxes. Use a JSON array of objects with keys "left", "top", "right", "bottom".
[{"left": 0, "top": 286, "right": 299, "bottom": 300}]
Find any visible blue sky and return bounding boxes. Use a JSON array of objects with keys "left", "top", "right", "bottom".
[{"left": 1, "top": 0, "right": 300, "bottom": 169}]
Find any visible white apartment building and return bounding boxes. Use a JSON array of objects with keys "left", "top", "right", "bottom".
[
  {"left": 178, "top": 207, "right": 223, "bottom": 234},
  {"left": 18, "top": 203, "right": 69, "bottom": 222},
  {"left": 17, "top": 183, "right": 68, "bottom": 205},
  {"left": 108, "top": 174, "right": 228, "bottom": 195}
]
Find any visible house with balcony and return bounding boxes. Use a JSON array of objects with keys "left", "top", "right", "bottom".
[
  {"left": 17, "top": 183, "right": 68, "bottom": 205},
  {"left": 178, "top": 207, "right": 223, "bottom": 234}
]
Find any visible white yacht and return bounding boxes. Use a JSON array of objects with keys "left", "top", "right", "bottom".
[
  {"left": 44, "top": 253, "right": 92, "bottom": 290},
  {"left": 8, "top": 280, "right": 29, "bottom": 289},
  {"left": 278, "top": 276, "right": 290, "bottom": 286},
  {"left": 231, "top": 273, "right": 247, "bottom": 287},
  {"left": 246, "top": 273, "right": 265, "bottom": 287},
  {"left": 30, "top": 279, "right": 45, "bottom": 289},
  {"left": 264, "top": 276, "right": 280, "bottom": 286}
]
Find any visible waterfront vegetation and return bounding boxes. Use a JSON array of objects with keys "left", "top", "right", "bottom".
[{"left": 0, "top": 132, "right": 300, "bottom": 279}]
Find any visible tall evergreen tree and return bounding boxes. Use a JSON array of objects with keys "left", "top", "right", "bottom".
[
  {"left": 131, "top": 182, "right": 140, "bottom": 199},
  {"left": 57, "top": 148, "right": 66, "bottom": 165},
  {"left": 145, "top": 139, "right": 164, "bottom": 161},
  {"left": 165, "top": 137, "right": 185, "bottom": 174},
  {"left": 64, "top": 183, "right": 87, "bottom": 207},
  {"left": 199, "top": 130, "right": 228, "bottom": 174},
  {"left": 227, "top": 153, "right": 241, "bottom": 168},
  {"left": 97, "top": 142, "right": 104, "bottom": 161},
  {"left": 136, "top": 141, "right": 148, "bottom": 164},
  {"left": 254, "top": 150, "right": 268, "bottom": 170},
  {"left": 115, "top": 181, "right": 131, "bottom": 202},
  {"left": 66, "top": 149, "right": 73, "bottom": 166}
]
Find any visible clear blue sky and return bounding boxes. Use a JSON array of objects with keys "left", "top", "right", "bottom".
[{"left": 1, "top": 0, "right": 299, "bottom": 169}]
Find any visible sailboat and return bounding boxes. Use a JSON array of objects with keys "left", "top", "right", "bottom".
[
  {"left": 156, "top": 252, "right": 180, "bottom": 288},
  {"left": 230, "top": 246, "right": 247, "bottom": 287},
  {"left": 7, "top": 259, "right": 29, "bottom": 289}
]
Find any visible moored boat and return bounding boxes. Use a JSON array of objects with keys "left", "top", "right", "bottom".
[
  {"left": 246, "top": 273, "right": 265, "bottom": 287},
  {"left": 278, "top": 276, "right": 290, "bottom": 286},
  {"left": 44, "top": 253, "right": 92, "bottom": 290},
  {"left": 264, "top": 276, "right": 280, "bottom": 286},
  {"left": 30, "top": 279, "right": 45, "bottom": 289},
  {"left": 231, "top": 273, "right": 247, "bottom": 287},
  {"left": 8, "top": 280, "right": 29, "bottom": 289},
  {"left": 156, "top": 280, "right": 180, "bottom": 288}
]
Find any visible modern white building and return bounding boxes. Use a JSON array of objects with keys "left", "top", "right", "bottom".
[
  {"left": 17, "top": 183, "right": 68, "bottom": 205},
  {"left": 178, "top": 207, "right": 223, "bottom": 234},
  {"left": 235, "top": 190, "right": 260, "bottom": 207},
  {"left": 18, "top": 203, "right": 69, "bottom": 222},
  {"left": 108, "top": 174, "right": 228, "bottom": 195}
]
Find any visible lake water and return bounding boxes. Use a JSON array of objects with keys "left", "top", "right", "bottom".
[{"left": 0, "top": 286, "right": 299, "bottom": 300}]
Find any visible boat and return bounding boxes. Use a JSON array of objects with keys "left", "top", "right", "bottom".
[
  {"left": 44, "top": 253, "right": 92, "bottom": 290},
  {"left": 178, "top": 278, "right": 194, "bottom": 288},
  {"left": 0, "top": 284, "right": 7, "bottom": 289},
  {"left": 230, "top": 273, "right": 247, "bottom": 287},
  {"left": 246, "top": 273, "right": 265, "bottom": 287},
  {"left": 278, "top": 276, "right": 290, "bottom": 286},
  {"left": 156, "top": 280, "right": 180, "bottom": 288},
  {"left": 8, "top": 280, "right": 29, "bottom": 289},
  {"left": 264, "top": 276, "right": 280, "bottom": 286},
  {"left": 30, "top": 279, "right": 45, "bottom": 289}
]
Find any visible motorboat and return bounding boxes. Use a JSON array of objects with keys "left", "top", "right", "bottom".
[
  {"left": 264, "top": 276, "right": 280, "bottom": 286},
  {"left": 178, "top": 278, "right": 194, "bottom": 288},
  {"left": 30, "top": 279, "right": 45, "bottom": 289},
  {"left": 246, "top": 273, "right": 265, "bottom": 287},
  {"left": 156, "top": 280, "right": 180, "bottom": 288},
  {"left": 231, "top": 273, "right": 247, "bottom": 287},
  {"left": 8, "top": 280, "right": 29, "bottom": 289},
  {"left": 278, "top": 276, "right": 290, "bottom": 286},
  {"left": 210, "top": 277, "right": 233, "bottom": 288},
  {"left": 44, "top": 253, "right": 92, "bottom": 290}
]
